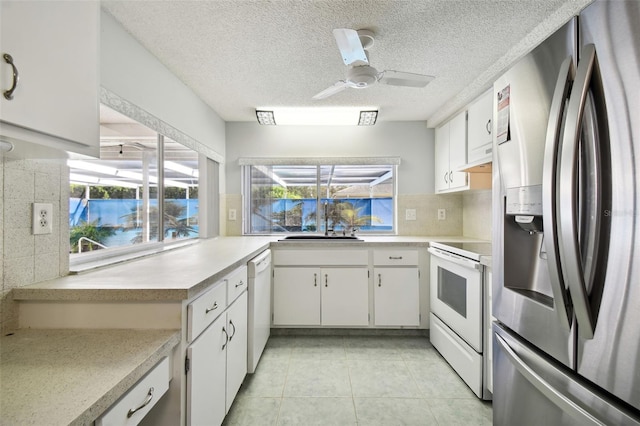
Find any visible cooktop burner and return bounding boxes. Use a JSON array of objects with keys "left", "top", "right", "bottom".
[{"left": 430, "top": 241, "right": 492, "bottom": 261}]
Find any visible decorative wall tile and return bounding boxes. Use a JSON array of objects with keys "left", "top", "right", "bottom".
[
  {"left": 35, "top": 252, "right": 60, "bottom": 282},
  {"left": 4, "top": 228, "right": 35, "bottom": 259},
  {"left": 3, "top": 200, "right": 32, "bottom": 230},
  {"left": 3, "top": 255, "right": 35, "bottom": 290},
  {"left": 463, "top": 190, "right": 492, "bottom": 240},
  {"left": 35, "top": 171, "right": 61, "bottom": 201},
  {"left": 4, "top": 167, "right": 35, "bottom": 201}
]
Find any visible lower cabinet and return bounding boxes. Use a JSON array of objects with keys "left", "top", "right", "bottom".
[
  {"left": 373, "top": 267, "right": 420, "bottom": 326},
  {"left": 186, "top": 292, "right": 247, "bottom": 425},
  {"left": 273, "top": 267, "right": 369, "bottom": 326}
]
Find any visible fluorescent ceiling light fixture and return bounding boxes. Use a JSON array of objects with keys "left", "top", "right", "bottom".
[
  {"left": 358, "top": 110, "right": 378, "bottom": 126},
  {"left": 165, "top": 161, "right": 199, "bottom": 178},
  {"left": 255, "top": 107, "right": 378, "bottom": 126},
  {"left": 256, "top": 110, "right": 276, "bottom": 125}
]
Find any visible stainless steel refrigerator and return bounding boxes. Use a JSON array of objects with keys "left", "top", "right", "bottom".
[{"left": 492, "top": 1, "right": 640, "bottom": 424}]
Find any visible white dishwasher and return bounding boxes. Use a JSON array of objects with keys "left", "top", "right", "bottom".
[{"left": 247, "top": 249, "right": 271, "bottom": 373}]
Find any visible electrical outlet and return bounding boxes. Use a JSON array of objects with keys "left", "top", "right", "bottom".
[
  {"left": 33, "top": 203, "right": 53, "bottom": 235},
  {"left": 405, "top": 209, "right": 417, "bottom": 221},
  {"left": 228, "top": 209, "right": 237, "bottom": 221},
  {"left": 438, "top": 209, "right": 446, "bottom": 221}
]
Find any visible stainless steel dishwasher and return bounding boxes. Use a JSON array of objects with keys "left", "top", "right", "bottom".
[{"left": 247, "top": 249, "right": 271, "bottom": 373}]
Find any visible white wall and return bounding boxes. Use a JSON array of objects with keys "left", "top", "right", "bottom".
[
  {"left": 224, "top": 121, "right": 434, "bottom": 195},
  {"left": 100, "top": 11, "right": 226, "bottom": 160}
]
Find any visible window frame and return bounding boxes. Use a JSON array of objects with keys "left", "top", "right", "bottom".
[
  {"left": 69, "top": 93, "right": 220, "bottom": 271},
  {"left": 241, "top": 158, "right": 399, "bottom": 236}
]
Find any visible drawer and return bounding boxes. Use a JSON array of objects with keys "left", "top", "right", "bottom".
[
  {"left": 273, "top": 249, "right": 368, "bottom": 266},
  {"left": 373, "top": 249, "right": 418, "bottom": 266},
  {"left": 227, "top": 265, "right": 248, "bottom": 304},
  {"left": 95, "top": 357, "right": 170, "bottom": 426},
  {"left": 188, "top": 281, "right": 227, "bottom": 342}
]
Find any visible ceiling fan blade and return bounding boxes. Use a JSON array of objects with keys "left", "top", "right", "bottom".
[
  {"left": 378, "top": 70, "right": 434, "bottom": 88},
  {"left": 333, "top": 29, "right": 369, "bottom": 66},
  {"left": 312, "top": 81, "right": 349, "bottom": 100}
]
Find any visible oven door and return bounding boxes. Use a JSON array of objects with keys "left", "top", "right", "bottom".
[{"left": 429, "top": 248, "right": 483, "bottom": 352}]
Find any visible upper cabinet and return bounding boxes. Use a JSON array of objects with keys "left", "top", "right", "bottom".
[
  {"left": 435, "top": 111, "right": 469, "bottom": 192},
  {"left": 466, "top": 89, "right": 493, "bottom": 166},
  {"left": 435, "top": 111, "right": 488, "bottom": 192},
  {"left": 0, "top": 1, "right": 99, "bottom": 157}
]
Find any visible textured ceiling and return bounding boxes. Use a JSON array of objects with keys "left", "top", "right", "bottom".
[{"left": 102, "top": 0, "right": 592, "bottom": 126}]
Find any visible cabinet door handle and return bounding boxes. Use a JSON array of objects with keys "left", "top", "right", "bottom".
[
  {"left": 222, "top": 327, "right": 229, "bottom": 350},
  {"left": 449, "top": 171, "right": 453, "bottom": 183},
  {"left": 486, "top": 119, "right": 492, "bottom": 135},
  {"left": 378, "top": 274, "right": 382, "bottom": 287},
  {"left": 314, "top": 273, "right": 317, "bottom": 287},
  {"left": 3, "top": 54, "right": 19, "bottom": 100},
  {"left": 235, "top": 280, "right": 244, "bottom": 288},
  {"left": 389, "top": 256, "right": 403, "bottom": 260},
  {"left": 228, "top": 319, "right": 236, "bottom": 341},
  {"left": 444, "top": 172, "right": 449, "bottom": 183},
  {"left": 325, "top": 274, "right": 328, "bottom": 287},
  {"left": 205, "top": 301, "right": 218, "bottom": 314},
  {"left": 127, "top": 387, "right": 154, "bottom": 418}
]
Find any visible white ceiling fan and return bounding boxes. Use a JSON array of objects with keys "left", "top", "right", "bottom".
[{"left": 313, "top": 28, "right": 435, "bottom": 100}]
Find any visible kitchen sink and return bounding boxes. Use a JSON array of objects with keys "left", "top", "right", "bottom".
[{"left": 280, "top": 235, "right": 362, "bottom": 241}]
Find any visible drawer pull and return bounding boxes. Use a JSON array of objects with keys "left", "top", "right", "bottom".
[
  {"left": 127, "top": 387, "right": 154, "bottom": 418},
  {"left": 314, "top": 273, "right": 317, "bottom": 287},
  {"left": 229, "top": 319, "right": 236, "bottom": 341},
  {"left": 3, "top": 53, "right": 19, "bottom": 100},
  {"left": 222, "top": 327, "right": 229, "bottom": 350},
  {"left": 325, "top": 274, "right": 328, "bottom": 287},
  {"left": 378, "top": 273, "right": 382, "bottom": 287},
  {"left": 235, "top": 280, "right": 244, "bottom": 288},
  {"left": 389, "top": 256, "right": 403, "bottom": 260},
  {"left": 205, "top": 302, "right": 218, "bottom": 314}
]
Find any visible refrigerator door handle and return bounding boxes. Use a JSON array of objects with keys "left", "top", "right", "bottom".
[
  {"left": 558, "top": 44, "right": 597, "bottom": 339},
  {"left": 542, "top": 56, "right": 574, "bottom": 331},
  {"left": 495, "top": 333, "right": 603, "bottom": 426}
]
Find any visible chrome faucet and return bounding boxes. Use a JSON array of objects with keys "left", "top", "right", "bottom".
[{"left": 324, "top": 201, "right": 330, "bottom": 236}]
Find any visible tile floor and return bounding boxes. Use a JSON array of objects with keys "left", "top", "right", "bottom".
[{"left": 223, "top": 335, "right": 492, "bottom": 425}]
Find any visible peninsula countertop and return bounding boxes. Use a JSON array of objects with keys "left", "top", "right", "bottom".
[
  {"left": 12, "top": 236, "right": 489, "bottom": 303},
  {"left": 0, "top": 328, "right": 180, "bottom": 426}
]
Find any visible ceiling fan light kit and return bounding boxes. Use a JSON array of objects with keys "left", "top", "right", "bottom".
[{"left": 313, "top": 28, "right": 435, "bottom": 100}]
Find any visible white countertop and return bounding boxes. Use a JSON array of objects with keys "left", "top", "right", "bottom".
[
  {"left": 0, "top": 328, "right": 180, "bottom": 426},
  {"left": 13, "top": 236, "right": 490, "bottom": 302}
]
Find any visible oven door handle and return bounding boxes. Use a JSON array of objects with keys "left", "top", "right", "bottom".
[{"left": 428, "top": 247, "right": 481, "bottom": 271}]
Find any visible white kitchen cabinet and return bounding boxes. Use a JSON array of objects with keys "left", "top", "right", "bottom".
[
  {"left": 373, "top": 250, "right": 420, "bottom": 326},
  {"left": 273, "top": 266, "right": 369, "bottom": 326},
  {"left": 0, "top": 1, "right": 99, "bottom": 156},
  {"left": 225, "top": 292, "right": 248, "bottom": 413},
  {"left": 467, "top": 90, "right": 494, "bottom": 166},
  {"left": 435, "top": 111, "right": 492, "bottom": 192},
  {"left": 273, "top": 267, "right": 321, "bottom": 326},
  {"left": 435, "top": 112, "right": 468, "bottom": 192},
  {"left": 96, "top": 357, "right": 170, "bottom": 426},
  {"left": 186, "top": 292, "right": 248, "bottom": 425},
  {"left": 321, "top": 268, "right": 369, "bottom": 326}
]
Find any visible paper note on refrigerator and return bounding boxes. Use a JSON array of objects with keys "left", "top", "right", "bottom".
[{"left": 496, "top": 85, "right": 510, "bottom": 144}]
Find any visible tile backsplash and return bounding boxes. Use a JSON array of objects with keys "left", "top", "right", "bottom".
[
  {"left": 462, "top": 190, "right": 492, "bottom": 241},
  {"left": 220, "top": 191, "right": 484, "bottom": 239},
  {"left": 1, "top": 154, "right": 69, "bottom": 333}
]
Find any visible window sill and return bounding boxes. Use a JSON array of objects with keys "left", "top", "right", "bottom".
[{"left": 69, "top": 239, "right": 199, "bottom": 274}]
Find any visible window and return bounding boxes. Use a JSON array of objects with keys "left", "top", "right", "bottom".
[
  {"left": 69, "top": 105, "right": 199, "bottom": 256},
  {"left": 242, "top": 160, "right": 397, "bottom": 235}
]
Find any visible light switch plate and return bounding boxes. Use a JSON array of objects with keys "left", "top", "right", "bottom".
[
  {"left": 228, "top": 209, "right": 237, "bottom": 221},
  {"left": 405, "top": 209, "right": 417, "bottom": 221},
  {"left": 33, "top": 203, "right": 53, "bottom": 235}
]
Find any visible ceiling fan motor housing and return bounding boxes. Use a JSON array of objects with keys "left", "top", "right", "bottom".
[{"left": 347, "top": 65, "right": 379, "bottom": 88}]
